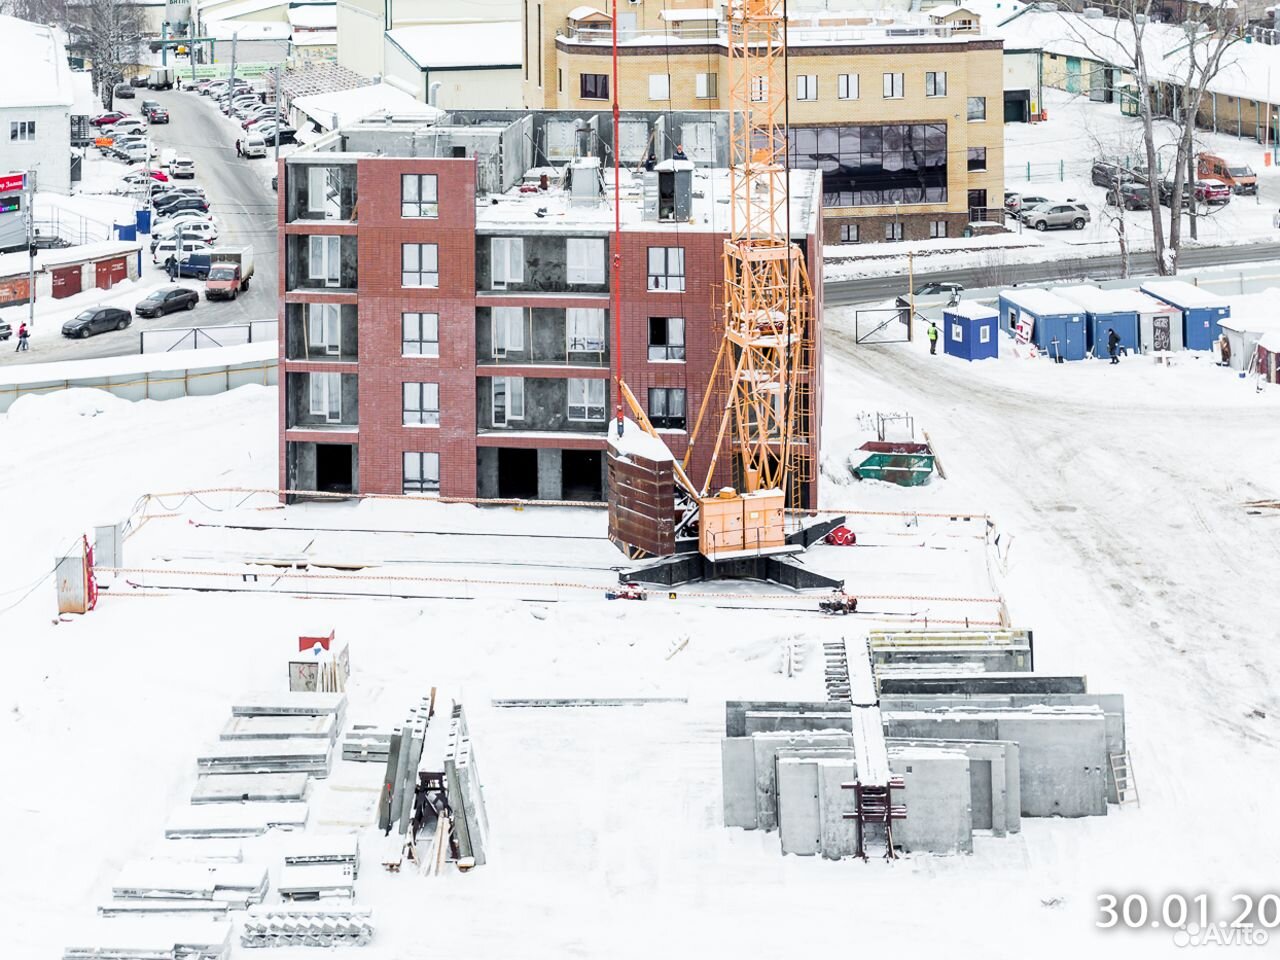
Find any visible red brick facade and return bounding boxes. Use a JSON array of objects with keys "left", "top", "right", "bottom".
[{"left": 279, "top": 155, "right": 822, "bottom": 505}]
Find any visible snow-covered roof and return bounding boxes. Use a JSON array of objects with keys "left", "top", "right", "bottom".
[
  {"left": 1258, "top": 331, "right": 1280, "bottom": 352},
  {"left": 944, "top": 300, "right": 998, "bottom": 321},
  {"left": 1054, "top": 285, "right": 1170, "bottom": 315},
  {"left": 205, "top": 20, "right": 291, "bottom": 40},
  {"left": 70, "top": 71, "right": 97, "bottom": 117},
  {"left": 659, "top": 8, "right": 720, "bottom": 21},
  {"left": 292, "top": 82, "right": 443, "bottom": 129},
  {"left": 606, "top": 419, "right": 674, "bottom": 462},
  {"left": 1140, "top": 280, "right": 1229, "bottom": 310},
  {"left": 995, "top": 9, "right": 1280, "bottom": 105},
  {"left": 0, "top": 16, "right": 75, "bottom": 109},
  {"left": 385, "top": 21, "right": 523, "bottom": 69},
  {"left": 1220, "top": 290, "right": 1280, "bottom": 333},
  {"left": 927, "top": 5, "right": 978, "bottom": 19},
  {"left": 200, "top": 0, "right": 287, "bottom": 21},
  {"left": 287, "top": 3, "right": 336, "bottom": 29},
  {"left": 40, "top": 240, "right": 142, "bottom": 267},
  {"left": 291, "top": 30, "right": 336, "bottom": 46},
  {"left": 998, "top": 288, "right": 1084, "bottom": 317},
  {"left": 567, "top": 5, "right": 607, "bottom": 20}
]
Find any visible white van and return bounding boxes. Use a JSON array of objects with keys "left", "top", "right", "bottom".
[
  {"left": 242, "top": 135, "right": 267, "bottom": 159},
  {"left": 151, "top": 237, "right": 213, "bottom": 264}
]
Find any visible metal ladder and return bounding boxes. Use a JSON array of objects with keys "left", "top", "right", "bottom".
[
  {"left": 1110, "top": 752, "right": 1139, "bottom": 807},
  {"left": 842, "top": 778, "right": 907, "bottom": 859}
]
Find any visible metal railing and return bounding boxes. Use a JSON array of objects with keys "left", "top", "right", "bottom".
[{"left": 561, "top": 19, "right": 966, "bottom": 45}]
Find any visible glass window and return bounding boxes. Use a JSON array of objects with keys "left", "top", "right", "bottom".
[
  {"left": 307, "top": 303, "right": 340, "bottom": 355},
  {"left": 839, "top": 224, "right": 858, "bottom": 243},
  {"left": 402, "top": 312, "right": 438, "bottom": 357},
  {"left": 925, "top": 72, "right": 947, "bottom": 97},
  {"left": 882, "top": 73, "right": 903, "bottom": 99},
  {"left": 566, "top": 237, "right": 605, "bottom": 284},
  {"left": 930, "top": 220, "right": 947, "bottom": 239},
  {"left": 403, "top": 451, "right": 440, "bottom": 494},
  {"left": 796, "top": 75, "right": 817, "bottom": 101},
  {"left": 696, "top": 73, "right": 717, "bottom": 99},
  {"left": 401, "top": 173, "right": 438, "bottom": 218},
  {"left": 401, "top": 243, "right": 438, "bottom": 288},
  {"left": 838, "top": 74, "right": 858, "bottom": 100},
  {"left": 649, "top": 74, "right": 670, "bottom": 100},
  {"left": 567, "top": 308, "right": 606, "bottom": 352},
  {"left": 9, "top": 120, "right": 35, "bottom": 141},
  {"left": 580, "top": 73, "right": 608, "bottom": 99},
  {"left": 308, "top": 235, "right": 341, "bottom": 285},
  {"left": 568, "top": 378, "right": 606, "bottom": 421},
  {"left": 648, "top": 387, "right": 686, "bottom": 430},
  {"left": 792, "top": 123, "right": 948, "bottom": 209},
  {"left": 492, "top": 376, "right": 524, "bottom": 426},
  {"left": 308, "top": 372, "right": 341, "bottom": 422},
  {"left": 885, "top": 222, "right": 904, "bottom": 242},
  {"left": 648, "top": 316, "right": 685, "bottom": 361},
  {"left": 968, "top": 96, "right": 987, "bottom": 121},
  {"left": 647, "top": 247, "right": 685, "bottom": 292},
  {"left": 491, "top": 237, "right": 524, "bottom": 287},
  {"left": 403, "top": 382, "right": 440, "bottom": 426},
  {"left": 492, "top": 306, "right": 524, "bottom": 355},
  {"left": 968, "top": 146, "right": 987, "bottom": 171}
]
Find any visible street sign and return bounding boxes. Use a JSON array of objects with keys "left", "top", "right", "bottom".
[{"left": 0, "top": 173, "right": 26, "bottom": 193}]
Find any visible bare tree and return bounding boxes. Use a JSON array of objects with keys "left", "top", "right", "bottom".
[
  {"left": 65, "top": 0, "right": 144, "bottom": 109},
  {"left": 1064, "top": 0, "right": 1243, "bottom": 273},
  {"left": 0, "top": 0, "right": 67, "bottom": 22}
]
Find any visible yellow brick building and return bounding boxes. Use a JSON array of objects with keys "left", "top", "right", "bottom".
[{"left": 522, "top": 1, "right": 1006, "bottom": 242}]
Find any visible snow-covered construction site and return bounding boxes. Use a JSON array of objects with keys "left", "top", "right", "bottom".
[{"left": 4, "top": 300, "right": 1279, "bottom": 956}]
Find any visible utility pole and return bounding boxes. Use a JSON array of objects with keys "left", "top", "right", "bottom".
[
  {"left": 906, "top": 251, "right": 914, "bottom": 342},
  {"left": 1187, "top": 150, "right": 1198, "bottom": 241},
  {"left": 25, "top": 170, "right": 35, "bottom": 328},
  {"left": 273, "top": 64, "right": 283, "bottom": 166},
  {"left": 229, "top": 31, "right": 238, "bottom": 93}
]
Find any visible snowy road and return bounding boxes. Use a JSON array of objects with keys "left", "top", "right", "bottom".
[{"left": 0, "top": 88, "right": 279, "bottom": 366}]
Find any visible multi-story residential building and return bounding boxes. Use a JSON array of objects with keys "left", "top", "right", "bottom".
[
  {"left": 521, "top": 1, "right": 1004, "bottom": 242},
  {"left": 277, "top": 110, "right": 823, "bottom": 506}
]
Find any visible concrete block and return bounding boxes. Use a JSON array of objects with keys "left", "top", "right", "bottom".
[
  {"left": 889, "top": 747, "right": 973, "bottom": 854},
  {"left": 724, "top": 700, "right": 849, "bottom": 737},
  {"left": 816, "top": 759, "right": 859, "bottom": 859},
  {"left": 995, "top": 714, "right": 1107, "bottom": 817},
  {"left": 887, "top": 738, "right": 1021, "bottom": 836},
  {"left": 777, "top": 758, "right": 821, "bottom": 856},
  {"left": 721, "top": 737, "right": 757, "bottom": 829},
  {"left": 751, "top": 732, "right": 853, "bottom": 830},
  {"left": 744, "top": 710, "right": 853, "bottom": 735}
]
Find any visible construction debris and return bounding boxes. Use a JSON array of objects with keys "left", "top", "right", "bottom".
[{"left": 240, "top": 906, "right": 373, "bottom": 948}]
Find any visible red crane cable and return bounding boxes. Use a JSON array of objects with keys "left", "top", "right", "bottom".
[{"left": 610, "top": 0, "right": 624, "bottom": 437}]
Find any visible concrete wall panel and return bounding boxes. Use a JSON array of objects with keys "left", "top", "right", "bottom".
[{"left": 889, "top": 749, "right": 973, "bottom": 854}]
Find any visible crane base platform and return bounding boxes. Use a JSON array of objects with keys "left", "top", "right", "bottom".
[{"left": 617, "top": 517, "right": 847, "bottom": 589}]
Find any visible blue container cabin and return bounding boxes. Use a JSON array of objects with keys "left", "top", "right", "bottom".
[
  {"left": 943, "top": 301, "right": 999, "bottom": 361},
  {"left": 997, "top": 288, "right": 1088, "bottom": 361},
  {"left": 1055, "top": 285, "right": 1143, "bottom": 358},
  {"left": 1139, "top": 280, "right": 1229, "bottom": 351}
]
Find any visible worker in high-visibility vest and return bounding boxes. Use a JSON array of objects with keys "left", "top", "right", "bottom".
[{"left": 927, "top": 321, "right": 939, "bottom": 355}]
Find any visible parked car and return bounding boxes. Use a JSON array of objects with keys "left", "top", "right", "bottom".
[
  {"left": 1003, "top": 190, "right": 1022, "bottom": 213},
  {"left": 151, "top": 219, "right": 218, "bottom": 245},
  {"left": 90, "top": 111, "right": 127, "bottom": 126},
  {"left": 242, "top": 135, "right": 267, "bottom": 158},
  {"left": 135, "top": 287, "right": 199, "bottom": 317},
  {"left": 896, "top": 281, "right": 964, "bottom": 309},
  {"left": 159, "top": 212, "right": 217, "bottom": 231},
  {"left": 1023, "top": 201, "right": 1090, "bottom": 231},
  {"left": 147, "top": 106, "right": 170, "bottom": 124},
  {"left": 1194, "top": 179, "right": 1231, "bottom": 205},
  {"left": 1090, "top": 160, "right": 1146, "bottom": 188},
  {"left": 62, "top": 306, "right": 131, "bottom": 338},
  {"left": 1105, "top": 182, "right": 1154, "bottom": 210},
  {"left": 170, "top": 157, "right": 196, "bottom": 179},
  {"left": 257, "top": 125, "right": 297, "bottom": 146},
  {"left": 129, "top": 75, "right": 148, "bottom": 88},
  {"left": 1158, "top": 179, "right": 1194, "bottom": 208},
  {"left": 155, "top": 195, "right": 210, "bottom": 217},
  {"left": 113, "top": 83, "right": 135, "bottom": 100},
  {"left": 106, "top": 117, "right": 147, "bottom": 136},
  {"left": 141, "top": 98, "right": 160, "bottom": 112},
  {"left": 0, "top": 318, "right": 11, "bottom": 340},
  {"left": 1014, "top": 195, "right": 1052, "bottom": 219},
  {"left": 152, "top": 237, "right": 213, "bottom": 264},
  {"left": 123, "top": 170, "right": 169, "bottom": 186}
]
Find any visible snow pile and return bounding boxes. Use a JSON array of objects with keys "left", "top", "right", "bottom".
[{"left": 606, "top": 417, "right": 675, "bottom": 462}]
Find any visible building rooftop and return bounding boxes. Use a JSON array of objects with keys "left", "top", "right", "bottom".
[
  {"left": 0, "top": 16, "right": 75, "bottom": 110},
  {"left": 292, "top": 83, "right": 442, "bottom": 129},
  {"left": 386, "top": 21, "right": 523, "bottom": 69},
  {"left": 1054, "top": 285, "right": 1170, "bottom": 315},
  {"left": 1140, "top": 279, "right": 1229, "bottom": 309},
  {"left": 294, "top": 110, "right": 821, "bottom": 237},
  {"left": 286, "top": 3, "right": 337, "bottom": 29},
  {"left": 999, "top": 288, "right": 1085, "bottom": 316}
]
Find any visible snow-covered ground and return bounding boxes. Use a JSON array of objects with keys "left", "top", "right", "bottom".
[{"left": 2, "top": 318, "right": 1279, "bottom": 958}]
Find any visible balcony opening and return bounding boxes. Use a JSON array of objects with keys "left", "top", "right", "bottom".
[
  {"left": 316, "top": 442, "right": 355, "bottom": 494},
  {"left": 498, "top": 448, "right": 538, "bottom": 500},
  {"left": 563, "top": 449, "right": 603, "bottom": 501}
]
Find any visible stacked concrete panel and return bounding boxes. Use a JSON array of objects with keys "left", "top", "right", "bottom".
[
  {"left": 445, "top": 703, "right": 489, "bottom": 866},
  {"left": 191, "top": 773, "right": 310, "bottom": 804},
  {"left": 196, "top": 740, "right": 332, "bottom": 777},
  {"left": 240, "top": 906, "right": 373, "bottom": 948},
  {"left": 164, "top": 802, "right": 310, "bottom": 838},
  {"left": 112, "top": 861, "right": 269, "bottom": 907},
  {"left": 64, "top": 919, "right": 233, "bottom": 960}
]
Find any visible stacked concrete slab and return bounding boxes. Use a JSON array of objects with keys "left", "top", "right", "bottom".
[{"left": 722, "top": 628, "right": 1128, "bottom": 859}]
